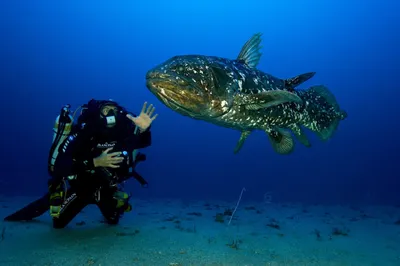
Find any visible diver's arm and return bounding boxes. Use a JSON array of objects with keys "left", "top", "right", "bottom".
[
  {"left": 123, "top": 123, "right": 152, "bottom": 151},
  {"left": 52, "top": 131, "right": 95, "bottom": 177}
]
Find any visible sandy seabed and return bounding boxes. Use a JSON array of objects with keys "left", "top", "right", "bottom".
[{"left": 0, "top": 196, "right": 399, "bottom": 266}]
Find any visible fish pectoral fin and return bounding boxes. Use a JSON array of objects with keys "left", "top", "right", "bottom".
[
  {"left": 236, "top": 33, "right": 263, "bottom": 69},
  {"left": 234, "top": 131, "right": 251, "bottom": 154},
  {"left": 284, "top": 72, "right": 316, "bottom": 91},
  {"left": 236, "top": 90, "right": 303, "bottom": 110},
  {"left": 266, "top": 128, "right": 295, "bottom": 155},
  {"left": 288, "top": 124, "right": 311, "bottom": 147}
]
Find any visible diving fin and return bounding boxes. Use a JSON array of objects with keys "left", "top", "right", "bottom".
[
  {"left": 236, "top": 90, "right": 303, "bottom": 111},
  {"left": 234, "top": 130, "right": 251, "bottom": 153},
  {"left": 4, "top": 193, "right": 50, "bottom": 222},
  {"left": 266, "top": 128, "right": 295, "bottom": 154},
  {"left": 237, "top": 33, "right": 263, "bottom": 68},
  {"left": 288, "top": 124, "right": 311, "bottom": 147},
  {"left": 284, "top": 72, "right": 316, "bottom": 92}
]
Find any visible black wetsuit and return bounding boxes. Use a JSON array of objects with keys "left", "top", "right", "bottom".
[{"left": 49, "top": 119, "right": 151, "bottom": 229}]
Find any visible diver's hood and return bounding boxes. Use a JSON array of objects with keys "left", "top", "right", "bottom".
[{"left": 78, "top": 99, "right": 130, "bottom": 136}]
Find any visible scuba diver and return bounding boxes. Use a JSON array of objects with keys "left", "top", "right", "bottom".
[{"left": 4, "top": 99, "right": 158, "bottom": 228}]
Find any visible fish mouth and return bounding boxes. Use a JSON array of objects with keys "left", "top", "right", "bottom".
[{"left": 146, "top": 74, "right": 196, "bottom": 115}]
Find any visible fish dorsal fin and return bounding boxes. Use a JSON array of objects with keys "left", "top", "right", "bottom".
[
  {"left": 237, "top": 33, "right": 263, "bottom": 69},
  {"left": 284, "top": 72, "right": 316, "bottom": 91}
]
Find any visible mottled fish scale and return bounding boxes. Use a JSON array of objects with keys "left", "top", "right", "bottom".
[
  {"left": 186, "top": 56, "right": 308, "bottom": 131},
  {"left": 146, "top": 33, "right": 347, "bottom": 155}
]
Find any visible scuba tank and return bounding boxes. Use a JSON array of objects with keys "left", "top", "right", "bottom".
[
  {"left": 48, "top": 104, "right": 74, "bottom": 176},
  {"left": 47, "top": 104, "right": 79, "bottom": 218}
]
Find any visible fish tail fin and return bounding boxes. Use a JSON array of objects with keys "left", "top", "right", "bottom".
[
  {"left": 284, "top": 72, "right": 316, "bottom": 91},
  {"left": 301, "top": 85, "right": 347, "bottom": 140},
  {"left": 266, "top": 127, "right": 295, "bottom": 155}
]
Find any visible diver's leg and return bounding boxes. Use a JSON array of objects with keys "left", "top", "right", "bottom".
[
  {"left": 48, "top": 178, "right": 67, "bottom": 217},
  {"left": 96, "top": 187, "right": 130, "bottom": 225},
  {"left": 52, "top": 192, "right": 88, "bottom": 229}
]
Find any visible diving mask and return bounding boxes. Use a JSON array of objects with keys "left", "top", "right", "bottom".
[
  {"left": 79, "top": 99, "right": 129, "bottom": 129},
  {"left": 100, "top": 105, "right": 119, "bottom": 127}
]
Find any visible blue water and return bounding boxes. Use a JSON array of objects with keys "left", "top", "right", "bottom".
[
  {"left": 0, "top": 0, "right": 399, "bottom": 249},
  {"left": 0, "top": 1, "right": 399, "bottom": 264}
]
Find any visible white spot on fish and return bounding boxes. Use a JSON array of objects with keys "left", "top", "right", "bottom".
[{"left": 238, "top": 80, "right": 243, "bottom": 91}]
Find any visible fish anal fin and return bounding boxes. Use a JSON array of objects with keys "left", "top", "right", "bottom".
[
  {"left": 234, "top": 131, "right": 251, "bottom": 154},
  {"left": 288, "top": 124, "right": 311, "bottom": 147},
  {"left": 237, "top": 33, "right": 263, "bottom": 69}
]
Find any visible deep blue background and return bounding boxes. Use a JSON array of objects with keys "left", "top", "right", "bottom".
[{"left": 0, "top": 0, "right": 398, "bottom": 205}]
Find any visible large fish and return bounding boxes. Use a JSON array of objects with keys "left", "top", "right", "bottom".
[{"left": 146, "top": 33, "right": 347, "bottom": 154}]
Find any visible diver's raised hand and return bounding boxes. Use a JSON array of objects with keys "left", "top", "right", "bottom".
[
  {"left": 126, "top": 102, "right": 158, "bottom": 132},
  {"left": 93, "top": 148, "right": 124, "bottom": 168}
]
